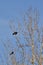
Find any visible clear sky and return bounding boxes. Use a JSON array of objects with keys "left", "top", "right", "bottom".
[{"left": 0, "top": 0, "right": 43, "bottom": 65}]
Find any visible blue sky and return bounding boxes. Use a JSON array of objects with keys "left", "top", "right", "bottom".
[
  {"left": 0, "top": 0, "right": 43, "bottom": 65},
  {"left": 0, "top": 0, "right": 43, "bottom": 20}
]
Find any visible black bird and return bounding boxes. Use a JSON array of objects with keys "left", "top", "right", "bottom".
[
  {"left": 10, "top": 51, "right": 14, "bottom": 55},
  {"left": 12, "top": 32, "right": 18, "bottom": 35}
]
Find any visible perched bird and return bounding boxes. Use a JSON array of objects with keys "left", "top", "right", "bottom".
[
  {"left": 10, "top": 51, "right": 14, "bottom": 55},
  {"left": 12, "top": 32, "right": 18, "bottom": 35}
]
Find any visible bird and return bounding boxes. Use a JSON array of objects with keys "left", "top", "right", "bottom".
[
  {"left": 10, "top": 51, "right": 14, "bottom": 55},
  {"left": 12, "top": 32, "right": 18, "bottom": 35}
]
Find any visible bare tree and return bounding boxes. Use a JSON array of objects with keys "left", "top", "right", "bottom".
[
  {"left": 1, "top": 7, "right": 43, "bottom": 65},
  {"left": 9, "top": 7, "right": 43, "bottom": 65}
]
